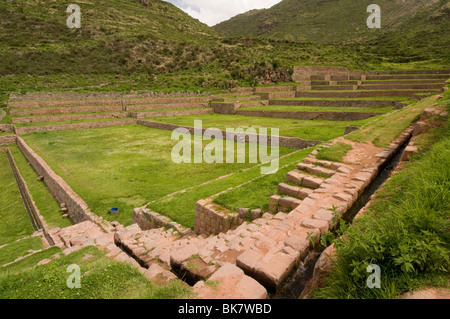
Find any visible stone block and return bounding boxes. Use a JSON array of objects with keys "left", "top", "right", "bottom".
[{"left": 302, "top": 219, "right": 330, "bottom": 234}]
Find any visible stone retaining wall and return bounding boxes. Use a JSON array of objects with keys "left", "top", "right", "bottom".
[
  {"left": 9, "top": 100, "right": 122, "bottom": 109},
  {"left": 9, "top": 91, "right": 214, "bottom": 102},
  {"left": 295, "top": 90, "right": 436, "bottom": 99},
  {"left": 14, "top": 119, "right": 137, "bottom": 135},
  {"left": 132, "top": 208, "right": 191, "bottom": 236},
  {"left": 2, "top": 148, "right": 55, "bottom": 246},
  {"left": 194, "top": 199, "right": 242, "bottom": 236},
  {"left": 0, "top": 135, "right": 16, "bottom": 145},
  {"left": 12, "top": 113, "right": 128, "bottom": 124},
  {"left": 235, "top": 110, "right": 381, "bottom": 122},
  {"left": 10, "top": 106, "right": 123, "bottom": 116},
  {"left": 16, "top": 137, "right": 111, "bottom": 232},
  {"left": 0, "top": 124, "right": 14, "bottom": 133},
  {"left": 137, "top": 120, "right": 321, "bottom": 150},
  {"left": 130, "top": 109, "right": 213, "bottom": 119},
  {"left": 269, "top": 99, "right": 397, "bottom": 107},
  {"left": 126, "top": 102, "right": 209, "bottom": 112}
]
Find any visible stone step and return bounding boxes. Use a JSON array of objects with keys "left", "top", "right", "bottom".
[
  {"left": 286, "top": 170, "right": 324, "bottom": 189},
  {"left": 278, "top": 183, "right": 314, "bottom": 200},
  {"left": 277, "top": 196, "right": 302, "bottom": 212},
  {"left": 297, "top": 163, "right": 336, "bottom": 176}
]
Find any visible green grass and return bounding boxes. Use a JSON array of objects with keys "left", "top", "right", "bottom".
[
  {"left": 22, "top": 124, "right": 292, "bottom": 227},
  {"left": 8, "top": 145, "right": 72, "bottom": 229},
  {"left": 0, "top": 236, "right": 43, "bottom": 266},
  {"left": 312, "top": 106, "right": 450, "bottom": 299},
  {"left": 240, "top": 105, "right": 393, "bottom": 114},
  {"left": 213, "top": 148, "right": 313, "bottom": 212},
  {"left": 347, "top": 96, "right": 435, "bottom": 147},
  {"left": 0, "top": 246, "right": 61, "bottom": 276},
  {"left": 0, "top": 151, "right": 35, "bottom": 245},
  {"left": 0, "top": 246, "right": 193, "bottom": 299},
  {"left": 150, "top": 148, "right": 312, "bottom": 226},
  {"left": 143, "top": 113, "right": 375, "bottom": 142},
  {"left": 316, "top": 143, "right": 354, "bottom": 163}
]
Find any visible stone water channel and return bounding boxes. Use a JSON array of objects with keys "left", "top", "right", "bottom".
[{"left": 271, "top": 133, "right": 412, "bottom": 299}]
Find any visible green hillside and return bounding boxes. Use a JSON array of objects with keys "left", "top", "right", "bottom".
[
  {"left": 214, "top": 0, "right": 446, "bottom": 40},
  {"left": 0, "top": 0, "right": 448, "bottom": 107}
]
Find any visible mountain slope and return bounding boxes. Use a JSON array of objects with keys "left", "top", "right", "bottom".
[{"left": 213, "top": 0, "right": 449, "bottom": 45}]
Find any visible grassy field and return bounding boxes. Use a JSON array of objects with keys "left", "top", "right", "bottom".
[
  {"left": 0, "top": 236, "right": 43, "bottom": 266},
  {"left": 149, "top": 147, "right": 313, "bottom": 226},
  {"left": 212, "top": 148, "right": 313, "bottom": 212},
  {"left": 22, "top": 124, "right": 293, "bottom": 227},
  {"left": 316, "top": 143, "right": 354, "bottom": 163},
  {"left": 347, "top": 95, "right": 440, "bottom": 147},
  {"left": 8, "top": 145, "right": 72, "bottom": 229},
  {"left": 0, "top": 246, "right": 192, "bottom": 299},
  {"left": 144, "top": 113, "right": 375, "bottom": 142},
  {"left": 312, "top": 98, "right": 450, "bottom": 299},
  {"left": 0, "top": 151, "right": 35, "bottom": 245}
]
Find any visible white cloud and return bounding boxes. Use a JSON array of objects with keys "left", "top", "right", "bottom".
[{"left": 165, "top": 0, "right": 282, "bottom": 26}]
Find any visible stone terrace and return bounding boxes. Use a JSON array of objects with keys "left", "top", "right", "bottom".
[{"left": 114, "top": 126, "right": 414, "bottom": 296}]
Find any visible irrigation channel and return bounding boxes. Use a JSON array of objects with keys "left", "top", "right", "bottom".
[{"left": 271, "top": 134, "right": 412, "bottom": 299}]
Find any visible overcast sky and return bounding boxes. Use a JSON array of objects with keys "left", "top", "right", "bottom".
[{"left": 164, "top": 0, "right": 282, "bottom": 26}]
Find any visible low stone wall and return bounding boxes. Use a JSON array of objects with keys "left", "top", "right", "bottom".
[
  {"left": 132, "top": 208, "right": 191, "bottom": 236},
  {"left": 126, "top": 97, "right": 212, "bottom": 105},
  {"left": 269, "top": 99, "right": 397, "bottom": 107},
  {"left": 235, "top": 110, "right": 381, "bottom": 122},
  {"left": 295, "top": 90, "right": 434, "bottom": 99},
  {"left": 12, "top": 113, "right": 128, "bottom": 124},
  {"left": 0, "top": 135, "right": 16, "bottom": 145},
  {"left": 360, "top": 84, "right": 444, "bottom": 90},
  {"left": 0, "top": 124, "right": 14, "bottom": 133},
  {"left": 2, "top": 148, "right": 55, "bottom": 246},
  {"left": 292, "top": 66, "right": 366, "bottom": 82},
  {"left": 14, "top": 119, "right": 137, "bottom": 135},
  {"left": 126, "top": 102, "right": 209, "bottom": 112},
  {"left": 254, "top": 86, "right": 296, "bottom": 93},
  {"left": 9, "top": 100, "right": 122, "bottom": 109},
  {"left": 130, "top": 109, "right": 213, "bottom": 119},
  {"left": 194, "top": 199, "right": 242, "bottom": 236},
  {"left": 210, "top": 102, "right": 240, "bottom": 115},
  {"left": 138, "top": 120, "right": 321, "bottom": 150},
  {"left": 9, "top": 91, "right": 214, "bottom": 102},
  {"left": 16, "top": 137, "right": 111, "bottom": 231},
  {"left": 10, "top": 106, "right": 123, "bottom": 116}
]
